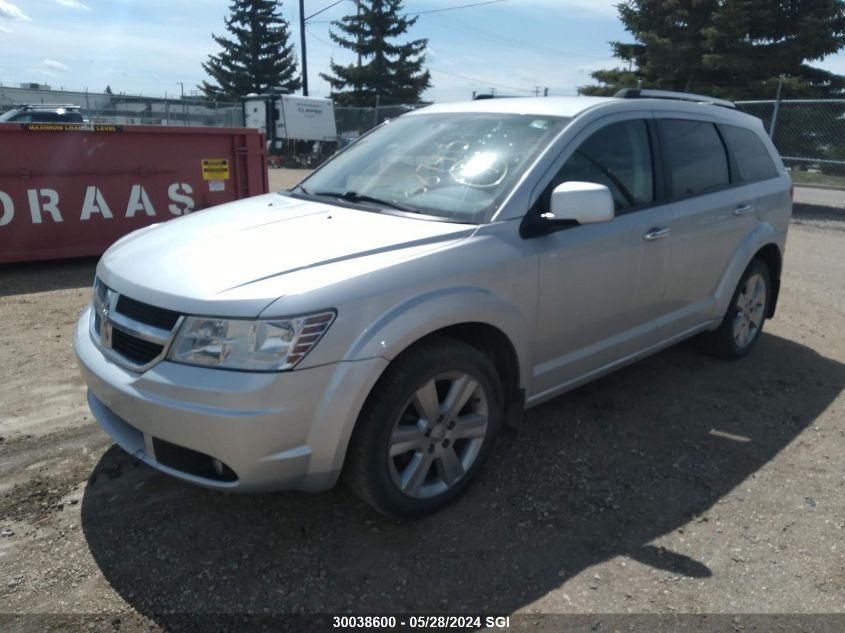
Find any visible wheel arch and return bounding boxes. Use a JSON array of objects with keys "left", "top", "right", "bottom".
[
  {"left": 388, "top": 322, "right": 525, "bottom": 428},
  {"left": 713, "top": 223, "right": 784, "bottom": 322},
  {"left": 753, "top": 242, "right": 782, "bottom": 318}
]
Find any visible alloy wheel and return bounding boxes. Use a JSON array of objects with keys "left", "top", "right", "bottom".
[
  {"left": 387, "top": 371, "right": 489, "bottom": 499},
  {"left": 732, "top": 272, "right": 767, "bottom": 349}
]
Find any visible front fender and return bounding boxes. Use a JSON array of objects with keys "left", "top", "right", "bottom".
[{"left": 347, "top": 286, "right": 533, "bottom": 392}]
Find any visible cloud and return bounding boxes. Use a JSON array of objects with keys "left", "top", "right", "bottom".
[
  {"left": 54, "top": 0, "right": 91, "bottom": 9},
  {"left": 0, "top": 24, "right": 11, "bottom": 33},
  {"left": 41, "top": 58, "right": 71, "bottom": 73},
  {"left": 0, "top": 0, "right": 30, "bottom": 21}
]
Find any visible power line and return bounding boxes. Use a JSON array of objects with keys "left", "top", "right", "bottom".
[
  {"left": 304, "top": 32, "right": 533, "bottom": 94},
  {"left": 305, "top": 27, "right": 337, "bottom": 48},
  {"left": 429, "top": 67, "right": 534, "bottom": 94},
  {"left": 308, "top": 0, "right": 508, "bottom": 24},
  {"left": 407, "top": 0, "right": 508, "bottom": 17},
  {"left": 305, "top": 0, "right": 350, "bottom": 22},
  {"left": 422, "top": 11, "right": 609, "bottom": 60}
]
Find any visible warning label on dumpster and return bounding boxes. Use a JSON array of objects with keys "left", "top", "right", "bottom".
[
  {"left": 201, "top": 159, "right": 230, "bottom": 180},
  {"left": 22, "top": 123, "right": 123, "bottom": 133}
]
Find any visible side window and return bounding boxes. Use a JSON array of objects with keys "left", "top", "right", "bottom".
[
  {"left": 660, "top": 119, "right": 730, "bottom": 198},
  {"left": 543, "top": 119, "right": 654, "bottom": 212},
  {"left": 720, "top": 124, "right": 780, "bottom": 183}
]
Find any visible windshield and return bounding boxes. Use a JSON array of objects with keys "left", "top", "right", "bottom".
[
  {"left": 297, "top": 112, "right": 568, "bottom": 222},
  {"left": 0, "top": 109, "right": 20, "bottom": 122}
]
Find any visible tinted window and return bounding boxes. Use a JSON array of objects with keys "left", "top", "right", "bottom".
[
  {"left": 548, "top": 119, "right": 654, "bottom": 211},
  {"left": 721, "top": 124, "right": 779, "bottom": 183},
  {"left": 30, "top": 112, "right": 61, "bottom": 122},
  {"left": 661, "top": 119, "right": 730, "bottom": 198}
]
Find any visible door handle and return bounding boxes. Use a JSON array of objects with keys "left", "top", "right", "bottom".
[
  {"left": 643, "top": 227, "right": 670, "bottom": 241},
  {"left": 734, "top": 204, "right": 753, "bottom": 215}
]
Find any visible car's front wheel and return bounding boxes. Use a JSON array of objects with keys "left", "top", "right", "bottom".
[{"left": 344, "top": 337, "right": 503, "bottom": 517}]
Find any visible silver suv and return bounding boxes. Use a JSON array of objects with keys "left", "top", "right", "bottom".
[{"left": 75, "top": 90, "right": 792, "bottom": 516}]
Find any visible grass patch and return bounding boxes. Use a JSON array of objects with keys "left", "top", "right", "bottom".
[{"left": 789, "top": 170, "right": 845, "bottom": 189}]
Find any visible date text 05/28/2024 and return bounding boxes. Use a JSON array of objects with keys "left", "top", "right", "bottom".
[{"left": 332, "top": 616, "right": 511, "bottom": 629}]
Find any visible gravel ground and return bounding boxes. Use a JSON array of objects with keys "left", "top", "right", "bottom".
[{"left": 1, "top": 174, "right": 844, "bottom": 632}]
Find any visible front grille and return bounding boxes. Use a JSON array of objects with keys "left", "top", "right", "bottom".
[
  {"left": 111, "top": 328, "right": 164, "bottom": 365},
  {"left": 116, "top": 295, "right": 181, "bottom": 330},
  {"left": 93, "top": 280, "right": 183, "bottom": 370}
]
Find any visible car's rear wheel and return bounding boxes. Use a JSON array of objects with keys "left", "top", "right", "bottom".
[
  {"left": 698, "top": 259, "right": 771, "bottom": 359},
  {"left": 344, "top": 337, "right": 503, "bottom": 517}
]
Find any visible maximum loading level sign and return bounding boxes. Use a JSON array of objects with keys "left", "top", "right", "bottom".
[{"left": 201, "top": 159, "right": 230, "bottom": 180}]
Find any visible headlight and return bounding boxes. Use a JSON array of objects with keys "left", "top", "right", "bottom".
[{"left": 168, "top": 311, "right": 335, "bottom": 371}]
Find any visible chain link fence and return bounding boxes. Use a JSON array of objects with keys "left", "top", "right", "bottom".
[
  {"left": 86, "top": 96, "right": 244, "bottom": 127},
  {"left": 334, "top": 104, "right": 424, "bottom": 140},
  {"left": 737, "top": 100, "right": 845, "bottom": 177},
  {"left": 0, "top": 85, "right": 242, "bottom": 128},
  {"left": 5, "top": 84, "right": 845, "bottom": 179}
]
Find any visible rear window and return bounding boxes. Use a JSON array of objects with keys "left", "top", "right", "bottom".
[
  {"left": 660, "top": 119, "right": 730, "bottom": 198},
  {"left": 720, "top": 124, "right": 780, "bottom": 183}
]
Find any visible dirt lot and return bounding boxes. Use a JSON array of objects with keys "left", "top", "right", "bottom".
[{"left": 1, "top": 174, "right": 844, "bottom": 631}]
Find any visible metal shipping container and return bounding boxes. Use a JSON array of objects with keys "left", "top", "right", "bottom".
[{"left": 0, "top": 123, "right": 268, "bottom": 263}]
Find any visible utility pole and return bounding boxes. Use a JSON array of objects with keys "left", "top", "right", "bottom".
[
  {"left": 177, "top": 82, "right": 186, "bottom": 125},
  {"left": 299, "top": 0, "right": 309, "bottom": 96},
  {"left": 769, "top": 76, "right": 785, "bottom": 140}
]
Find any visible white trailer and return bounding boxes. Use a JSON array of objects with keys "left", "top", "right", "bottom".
[
  {"left": 274, "top": 95, "right": 336, "bottom": 143},
  {"left": 243, "top": 94, "right": 336, "bottom": 141}
]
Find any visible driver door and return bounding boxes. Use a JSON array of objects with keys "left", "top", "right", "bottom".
[{"left": 530, "top": 116, "right": 674, "bottom": 398}]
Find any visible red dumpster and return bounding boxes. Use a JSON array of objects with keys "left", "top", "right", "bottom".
[{"left": 0, "top": 123, "right": 268, "bottom": 264}]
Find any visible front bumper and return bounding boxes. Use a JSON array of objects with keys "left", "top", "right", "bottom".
[{"left": 74, "top": 306, "right": 387, "bottom": 492}]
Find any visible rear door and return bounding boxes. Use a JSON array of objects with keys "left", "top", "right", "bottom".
[{"left": 656, "top": 117, "right": 754, "bottom": 338}]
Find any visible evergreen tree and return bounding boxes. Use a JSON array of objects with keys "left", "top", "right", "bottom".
[
  {"left": 320, "top": 0, "right": 431, "bottom": 106},
  {"left": 580, "top": 0, "right": 845, "bottom": 99},
  {"left": 201, "top": 0, "right": 301, "bottom": 99}
]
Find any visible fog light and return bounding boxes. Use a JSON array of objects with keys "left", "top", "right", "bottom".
[{"left": 211, "top": 458, "right": 224, "bottom": 476}]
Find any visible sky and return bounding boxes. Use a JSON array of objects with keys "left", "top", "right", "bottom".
[{"left": 1, "top": 0, "right": 844, "bottom": 103}]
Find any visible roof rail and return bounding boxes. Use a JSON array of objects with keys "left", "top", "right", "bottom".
[
  {"left": 19, "top": 103, "right": 82, "bottom": 110},
  {"left": 615, "top": 88, "right": 736, "bottom": 109}
]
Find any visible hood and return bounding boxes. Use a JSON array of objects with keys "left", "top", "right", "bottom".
[{"left": 97, "top": 193, "right": 475, "bottom": 316}]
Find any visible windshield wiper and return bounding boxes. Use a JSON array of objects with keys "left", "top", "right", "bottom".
[{"left": 309, "top": 190, "right": 420, "bottom": 214}]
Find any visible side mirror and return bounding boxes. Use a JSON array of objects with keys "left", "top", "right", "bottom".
[
  {"left": 521, "top": 181, "right": 615, "bottom": 238},
  {"left": 549, "top": 181, "right": 615, "bottom": 224}
]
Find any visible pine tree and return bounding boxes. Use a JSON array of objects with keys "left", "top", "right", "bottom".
[
  {"left": 201, "top": 0, "right": 301, "bottom": 99},
  {"left": 320, "top": 0, "right": 431, "bottom": 106},
  {"left": 580, "top": 0, "right": 845, "bottom": 99}
]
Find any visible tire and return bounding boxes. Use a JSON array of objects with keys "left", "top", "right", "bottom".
[
  {"left": 698, "top": 258, "right": 771, "bottom": 359},
  {"left": 344, "top": 337, "right": 504, "bottom": 517}
]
